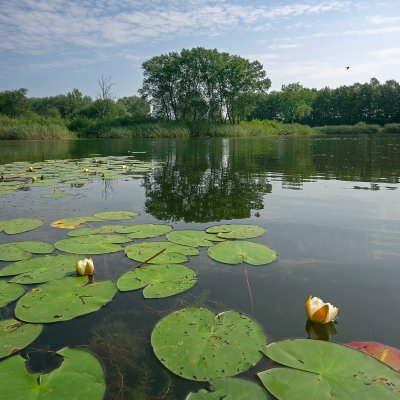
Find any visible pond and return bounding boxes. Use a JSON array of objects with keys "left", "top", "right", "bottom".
[{"left": 0, "top": 135, "right": 400, "bottom": 399}]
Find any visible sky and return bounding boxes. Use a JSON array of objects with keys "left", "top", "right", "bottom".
[{"left": 1, "top": 0, "right": 400, "bottom": 99}]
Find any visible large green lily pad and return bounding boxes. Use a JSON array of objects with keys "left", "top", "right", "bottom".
[
  {"left": 0, "top": 218, "right": 43, "bottom": 235},
  {"left": 0, "top": 319, "right": 43, "bottom": 358},
  {"left": 93, "top": 211, "right": 139, "bottom": 220},
  {"left": 0, "top": 241, "right": 54, "bottom": 262},
  {"left": 117, "top": 264, "right": 197, "bottom": 298},
  {"left": 0, "top": 347, "right": 105, "bottom": 399},
  {"left": 208, "top": 241, "right": 277, "bottom": 265},
  {"left": 67, "top": 225, "right": 125, "bottom": 237},
  {"left": 116, "top": 224, "right": 172, "bottom": 239},
  {"left": 125, "top": 242, "right": 199, "bottom": 264},
  {"left": 54, "top": 234, "right": 131, "bottom": 254},
  {"left": 186, "top": 378, "right": 269, "bottom": 399},
  {"left": 151, "top": 307, "right": 266, "bottom": 381},
  {"left": 258, "top": 339, "right": 400, "bottom": 400},
  {"left": 166, "top": 230, "right": 225, "bottom": 247},
  {"left": 0, "top": 254, "right": 78, "bottom": 284},
  {"left": 15, "top": 277, "right": 117, "bottom": 323},
  {"left": 51, "top": 216, "right": 100, "bottom": 229},
  {"left": 206, "top": 225, "right": 266, "bottom": 239},
  {"left": 0, "top": 280, "right": 25, "bottom": 307}
]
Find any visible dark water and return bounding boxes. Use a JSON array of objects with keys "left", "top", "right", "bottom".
[{"left": 1, "top": 135, "right": 400, "bottom": 399}]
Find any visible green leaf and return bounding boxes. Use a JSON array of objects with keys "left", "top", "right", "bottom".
[
  {"left": 166, "top": 230, "right": 225, "bottom": 247},
  {"left": 93, "top": 211, "right": 139, "bottom": 220},
  {"left": 41, "top": 193, "right": 70, "bottom": 199},
  {"left": 207, "top": 241, "right": 277, "bottom": 265},
  {"left": 206, "top": 224, "right": 266, "bottom": 239},
  {"left": 67, "top": 225, "right": 125, "bottom": 237},
  {"left": 0, "top": 242, "right": 54, "bottom": 262},
  {"left": 125, "top": 241, "right": 199, "bottom": 264},
  {"left": 151, "top": 307, "right": 266, "bottom": 381},
  {"left": 0, "top": 347, "right": 105, "bottom": 399},
  {"left": 116, "top": 223, "right": 172, "bottom": 238},
  {"left": 117, "top": 264, "right": 197, "bottom": 298},
  {"left": 258, "top": 339, "right": 400, "bottom": 400},
  {"left": 186, "top": 378, "right": 269, "bottom": 399},
  {"left": 15, "top": 277, "right": 117, "bottom": 323},
  {"left": 0, "top": 319, "right": 43, "bottom": 358},
  {"left": 0, "top": 280, "right": 25, "bottom": 307},
  {"left": 54, "top": 234, "right": 131, "bottom": 254},
  {"left": 0, "top": 218, "right": 43, "bottom": 235},
  {"left": 51, "top": 216, "right": 100, "bottom": 229},
  {"left": 0, "top": 254, "right": 78, "bottom": 284}
]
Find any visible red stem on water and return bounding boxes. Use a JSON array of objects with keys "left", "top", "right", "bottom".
[{"left": 244, "top": 267, "right": 254, "bottom": 314}]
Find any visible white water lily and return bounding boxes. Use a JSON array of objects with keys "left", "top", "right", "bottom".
[
  {"left": 305, "top": 295, "right": 338, "bottom": 324},
  {"left": 75, "top": 258, "right": 94, "bottom": 276}
]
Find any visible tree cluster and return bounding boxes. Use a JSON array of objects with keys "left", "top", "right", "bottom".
[{"left": 139, "top": 47, "right": 271, "bottom": 123}]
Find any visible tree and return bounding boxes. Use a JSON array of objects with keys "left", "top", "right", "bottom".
[
  {"left": 139, "top": 48, "right": 271, "bottom": 123},
  {"left": 117, "top": 96, "right": 150, "bottom": 116},
  {"left": 0, "top": 88, "right": 29, "bottom": 117}
]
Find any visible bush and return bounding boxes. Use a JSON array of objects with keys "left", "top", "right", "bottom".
[
  {"left": 382, "top": 123, "right": 400, "bottom": 134},
  {"left": 316, "top": 123, "right": 382, "bottom": 135}
]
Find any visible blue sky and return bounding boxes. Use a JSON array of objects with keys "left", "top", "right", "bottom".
[{"left": 1, "top": 0, "right": 400, "bottom": 98}]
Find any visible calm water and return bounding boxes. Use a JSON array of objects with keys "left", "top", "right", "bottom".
[{"left": 1, "top": 135, "right": 400, "bottom": 399}]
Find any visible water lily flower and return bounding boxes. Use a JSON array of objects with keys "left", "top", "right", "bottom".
[
  {"left": 305, "top": 295, "right": 338, "bottom": 324},
  {"left": 31, "top": 176, "right": 37, "bottom": 182},
  {"left": 76, "top": 258, "right": 95, "bottom": 276}
]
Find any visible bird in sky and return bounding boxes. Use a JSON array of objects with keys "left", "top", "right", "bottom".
[{"left": 346, "top": 66, "right": 350, "bottom": 70}]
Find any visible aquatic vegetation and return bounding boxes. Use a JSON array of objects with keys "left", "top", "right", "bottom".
[
  {"left": 0, "top": 347, "right": 105, "bottom": 399},
  {"left": 51, "top": 216, "right": 100, "bottom": 229},
  {"left": 186, "top": 378, "right": 269, "bottom": 399},
  {"left": 206, "top": 224, "right": 266, "bottom": 239},
  {"left": 116, "top": 223, "right": 172, "bottom": 239},
  {"left": 151, "top": 307, "right": 266, "bottom": 381},
  {"left": 93, "top": 211, "right": 139, "bottom": 220},
  {"left": 0, "top": 280, "right": 25, "bottom": 307},
  {"left": 15, "top": 276, "right": 117, "bottom": 323},
  {"left": 166, "top": 230, "right": 224, "bottom": 247},
  {"left": 117, "top": 263, "right": 197, "bottom": 298},
  {"left": 305, "top": 295, "right": 338, "bottom": 324},
  {"left": 207, "top": 240, "right": 277, "bottom": 265},
  {"left": 0, "top": 218, "right": 43, "bottom": 235},
  {"left": 0, "top": 241, "right": 54, "bottom": 261},
  {"left": 75, "top": 258, "right": 95, "bottom": 276},
  {"left": 258, "top": 339, "right": 400, "bottom": 399},
  {"left": 0, "top": 319, "right": 43, "bottom": 358}
]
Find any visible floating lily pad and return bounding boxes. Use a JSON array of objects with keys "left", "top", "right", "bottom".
[
  {"left": 258, "top": 339, "right": 400, "bottom": 400},
  {"left": 166, "top": 230, "right": 225, "bottom": 247},
  {"left": 29, "top": 178, "right": 59, "bottom": 187},
  {"left": 0, "top": 280, "right": 25, "bottom": 307},
  {"left": 0, "top": 347, "right": 105, "bottom": 399},
  {"left": 206, "top": 224, "right": 266, "bottom": 239},
  {"left": 15, "top": 276, "right": 117, "bottom": 323},
  {"left": 0, "top": 218, "right": 43, "bottom": 235},
  {"left": 0, "top": 241, "right": 54, "bottom": 262},
  {"left": 208, "top": 241, "right": 277, "bottom": 265},
  {"left": 41, "top": 193, "right": 70, "bottom": 199},
  {"left": 0, "top": 319, "right": 43, "bottom": 358},
  {"left": 125, "top": 242, "right": 199, "bottom": 264},
  {"left": 116, "top": 224, "right": 172, "bottom": 239},
  {"left": 151, "top": 307, "right": 266, "bottom": 381},
  {"left": 186, "top": 378, "right": 269, "bottom": 399},
  {"left": 93, "top": 211, "right": 139, "bottom": 221},
  {"left": 54, "top": 234, "right": 131, "bottom": 255},
  {"left": 346, "top": 342, "right": 400, "bottom": 372},
  {"left": 117, "top": 264, "right": 197, "bottom": 298},
  {"left": 0, "top": 254, "right": 77, "bottom": 284},
  {"left": 51, "top": 216, "right": 100, "bottom": 229},
  {"left": 67, "top": 225, "right": 125, "bottom": 237}
]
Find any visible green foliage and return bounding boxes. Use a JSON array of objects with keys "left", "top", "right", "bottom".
[
  {"left": 317, "top": 123, "right": 381, "bottom": 135},
  {"left": 383, "top": 123, "right": 400, "bottom": 133},
  {"left": 0, "top": 88, "right": 29, "bottom": 117}
]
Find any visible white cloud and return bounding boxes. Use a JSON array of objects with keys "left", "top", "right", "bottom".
[
  {"left": 367, "top": 15, "right": 400, "bottom": 24},
  {"left": 268, "top": 43, "right": 299, "bottom": 49}
]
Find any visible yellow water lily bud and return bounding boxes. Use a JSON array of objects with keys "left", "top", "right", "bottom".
[
  {"left": 76, "top": 258, "right": 95, "bottom": 276},
  {"left": 31, "top": 176, "right": 37, "bottom": 182},
  {"left": 82, "top": 168, "right": 89, "bottom": 173},
  {"left": 27, "top": 166, "right": 34, "bottom": 172},
  {"left": 122, "top": 165, "right": 128, "bottom": 169},
  {"left": 305, "top": 295, "right": 338, "bottom": 324}
]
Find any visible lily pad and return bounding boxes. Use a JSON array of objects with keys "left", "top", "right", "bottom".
[
  {"left": 125, "top": 241, "right": 199, "bottom": 264},
  {"left": 0, "top": 254, "right": 77, "bottom": 284},
  {"left": 0, "top": 347, "right": 105, "bottom": 399},
  {"left": 41, "top": 193, "right": 70, "bottom": 199},
  {"left": 345, "top": 342, "right": 400, "bottom": 372},
  {"left": 54, "top": 234, "right": 131, "bottom": 254},
  {"left": 166, "top": 230, "right": 225, "bottom": 247},
  {"left": 0, "top": 241, "right": 54, "bottom": 262},
  {"left": 186, "top": 378, "right": 269, "bottom": 399},
  {"left": 117, "top": 264, "right": 197, "bottom": 298},
  {"left": 0, "top": 218, "right": 43, "bottom": 235},
  {"left": 0, "top": 319, "right": 43, "bottom": 358},
  {"left": 51, "top": 216, "right": 100, "bottom": 229},
  {"left": 116, "top": 223, "right": 172, "bottom": 239},
  {"left": 67, "top": 225, "right": 125, "bottom": 237},
  {"left": 206, "top": 225, "right": 266, "bottom": 239},
  {"left": 151, "top": 307, "right": 266, "bottom": 381},
  {"left": 93, "top": 211, "right": 139, "bottom": 220},
  {"left": 15, "top": 276, "right": 117, "bottom": 323},
  {"left": 0, "top": 280, "right": 25, "bottom": 307},
  {"left": 258, "top": 339, "right": 400, "bottom": 400},
  {"left": 208, "top": 241, "right": 277, "bottom": 265}
]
